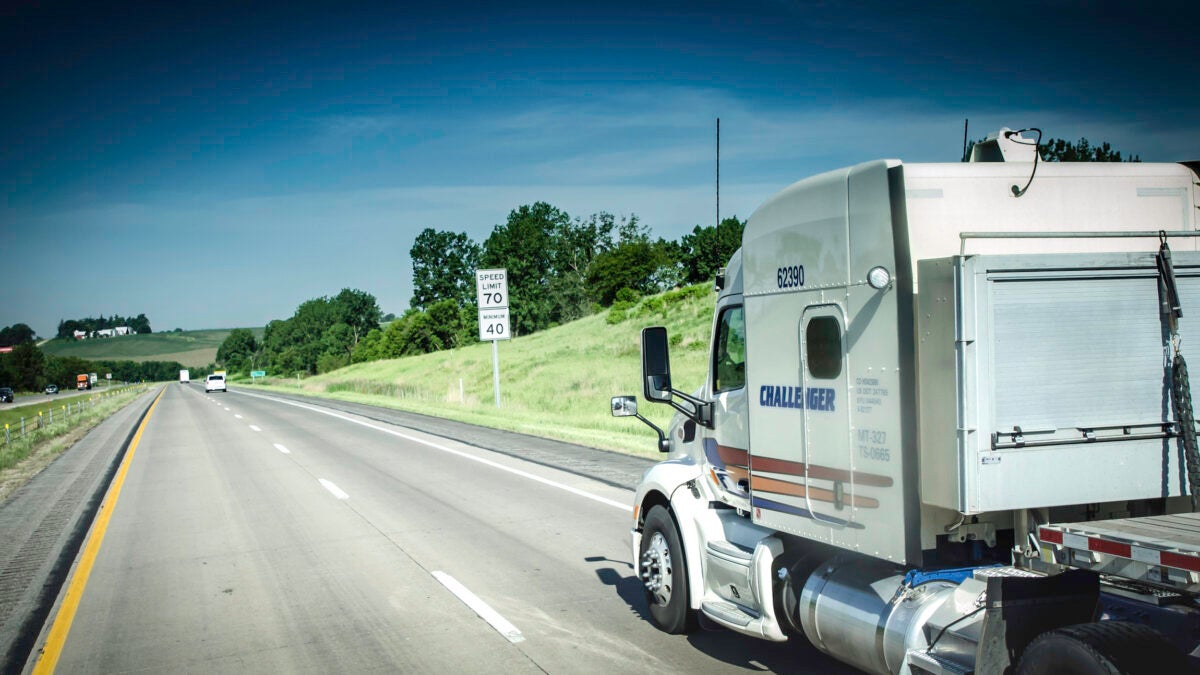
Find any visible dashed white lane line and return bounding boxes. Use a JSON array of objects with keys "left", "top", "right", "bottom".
[
  {"left": 432, "top": 571, "right": 524, "bottom": 644},
  {"left": 319, "top": 479, "right": 349, "bottom": 500},
  {"left": 273, "top": 443, "right": 291, "bottom": 454},
  {"left": 249, "top": 425, "right": 262, "bottom": 432},
  {"left": 223, "top": 407, "right": 231, "bottom": 412},
  {"left": 235, "top": 391, "right": 628, "bottom": 512},
  {"left": 234, "top": 414, "right": 243, "bottom": 419}
]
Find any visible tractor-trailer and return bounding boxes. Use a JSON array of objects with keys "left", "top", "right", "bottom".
[{"left": 613, "top": 129, "right": 1200, "bottom": 673}]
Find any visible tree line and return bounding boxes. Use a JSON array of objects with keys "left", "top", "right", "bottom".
[
  {"left": 212, "top": 206, "right": 744, "bottom": 376},
  {"left": 0, "top": 342, "right": 192, "bottom": 391},
  {"left": 56, "top": 313, "right": 152, "bottom": 338}
]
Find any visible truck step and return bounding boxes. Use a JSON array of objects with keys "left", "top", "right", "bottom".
[
  {"left": 905, "top": 648, "right": 973, "bottom": 675},
  {"left": 700, "top": 600, "right": 755, "bottom": 628}
]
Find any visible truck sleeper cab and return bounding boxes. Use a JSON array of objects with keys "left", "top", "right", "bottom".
[{"left": 615, "top": 130, "right": 1200, "bottom": 673}]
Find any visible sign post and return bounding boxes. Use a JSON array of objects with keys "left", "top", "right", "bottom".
[{"left": 476, "top": 268, "right": 510, "bottom": 408}]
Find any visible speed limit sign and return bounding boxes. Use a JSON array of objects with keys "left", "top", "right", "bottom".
[
  {"left": 478, "top": 308, "right": 511, "bottom": 341},
  {"left": 476, "top": 269, "right": 510, "bottom": 341}
]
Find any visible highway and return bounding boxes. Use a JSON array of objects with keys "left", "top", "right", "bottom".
[{"left": 21, "top": 384, "right": 853, "bottom": 673}]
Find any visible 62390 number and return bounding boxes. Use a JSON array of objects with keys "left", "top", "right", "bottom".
[{"left": 777, "top": 265, "right": 805, "bottom": 289}]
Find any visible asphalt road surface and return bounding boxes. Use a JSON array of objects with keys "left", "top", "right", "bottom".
[{"left": 22, "top": 385, "right": 854, "bottom": 673}]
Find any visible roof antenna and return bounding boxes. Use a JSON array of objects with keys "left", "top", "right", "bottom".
[{"left": 961, "top": 118, "right": 969, "bottom": 162}]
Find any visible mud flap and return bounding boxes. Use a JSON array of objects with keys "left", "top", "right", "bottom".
[{"left": 975, "top": 569, "right": 1099, "bottom": 675}]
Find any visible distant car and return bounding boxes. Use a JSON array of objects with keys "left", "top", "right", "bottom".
[
  {"left": 0, "top": 387, "right": 13, "bottom": 403},
  {"left": 45, "top": 384, "right": 59, "bottom": 394},
  {"left": 205, "top": 374, "right": 227, "bottom": 393}
]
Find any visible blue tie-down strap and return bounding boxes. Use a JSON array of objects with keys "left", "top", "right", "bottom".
[{"left": 904, "top": 564, "right": 1002, "bottom": 588}]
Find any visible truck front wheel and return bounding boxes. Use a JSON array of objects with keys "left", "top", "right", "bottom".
[{"left": 639, "top": 505, "right": 696, "bottom": 634}]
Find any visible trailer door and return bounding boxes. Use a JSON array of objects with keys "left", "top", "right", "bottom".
[{"left": 799, "top": 304, "right": 855, "bottom": 526}]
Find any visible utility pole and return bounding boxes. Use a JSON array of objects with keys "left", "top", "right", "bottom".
[{"left": 716, "top": 117, "right": 720, "bottom": 228}]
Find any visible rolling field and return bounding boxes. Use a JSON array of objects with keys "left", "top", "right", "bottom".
[{"left": 40, "top": 328, "right": 264, "bottom": 367}]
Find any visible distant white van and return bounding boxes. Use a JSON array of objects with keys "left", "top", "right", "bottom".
[{"left": 179, "top": 369, "right": 190, "bottom": 384}]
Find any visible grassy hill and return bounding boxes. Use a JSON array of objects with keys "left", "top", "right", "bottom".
[
  {"left": 41, "top": 328, "right": 264, "bottom": 368},
  {"left": 252, "top": 285, "right": 717, "bottom": 457}
]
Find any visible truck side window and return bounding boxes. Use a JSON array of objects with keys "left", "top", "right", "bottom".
[
  {"left": 713, "top": 306, "right": 746, "bottom": 392},
  {"left": 806, "top": 316, "right": 842, "bottom": 379}
]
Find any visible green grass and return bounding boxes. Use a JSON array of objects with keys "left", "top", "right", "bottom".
[
  {"left": 249, "top": 285, "right": 717, "bottom": 457},
  {"left": 41, "top": 328, "right": 264, "bottom": 368},
  {"left": 0, "top": 385, "right": 149, "bottom": 471}
]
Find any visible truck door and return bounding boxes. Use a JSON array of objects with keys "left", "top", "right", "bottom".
[
  {"left": 800, "top": 304, "right": 854, "bottom": 526},
  {"left": 708, "top": 303, "right": 751, "bottom": 502}
]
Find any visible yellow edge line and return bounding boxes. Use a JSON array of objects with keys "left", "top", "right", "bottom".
[{"left": 32, "top": 386, "right": 165, "bottom": 674}]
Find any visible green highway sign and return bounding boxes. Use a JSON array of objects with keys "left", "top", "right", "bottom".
[{"left": 250, "top": 370, "right": 266, "bottom": 378}]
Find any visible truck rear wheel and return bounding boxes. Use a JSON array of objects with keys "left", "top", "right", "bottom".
[
  {"left": 639, "top": 505, "right": 696, "bottom": 634},
  {"left": 1015, "top": 621, "right": 1183, "bottom": 675}
]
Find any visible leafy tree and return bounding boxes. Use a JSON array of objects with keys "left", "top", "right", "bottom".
[
  {"left": 0, "top": 323, "right": 37, "bottom": 347},
  {"left": 352, "top": 328, "right": 385, "bottom": 363},
  {"left": 322, "top": 323, "right": 355, "bottom": 362},
  {"left": 332, "top": 288, "right": 383, "bottom": 348},
  {"left": 482, "top": 202, "right": 569, "bottom": 335},
  {"left": 677, "top": 217, "right": 745, "bottom": 284},
  {"left": 7, "top": 343, "right": 46, "bottom": 390},
  {"left": 586, "top": 239, "right": 672, "bottom": 306},
  {"left": 410, "top": 229, "right": 482, "bottom": 310},
  {"left": 1040, "top": 137, "right": 1138, "bottom": 162},
  {"left": 548, "top": 212, "right": 646, "bottom": 322},
  {"left": 217, "top": 328, "right": 258, "bottom": 373},
  {"left": 130, "top": 313, "right": 152, "bottom": 334}
]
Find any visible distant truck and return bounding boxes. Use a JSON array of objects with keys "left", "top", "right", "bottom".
[
  {"left": 75, "top": 374, "right": 90, "bottom": 390},
  {"left": 614, "top": 129, "right": 1200, "bottom": 672},
  {"left": 179, "top": 369, "right": 190, "bottom": 384}
]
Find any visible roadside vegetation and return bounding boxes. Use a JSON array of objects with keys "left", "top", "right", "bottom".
[
  {"left": 249, "top": 285, "right": 716, "bottom": 456},
  {"left": 0, "top": 385, "right": 149, "bottom": 498}
]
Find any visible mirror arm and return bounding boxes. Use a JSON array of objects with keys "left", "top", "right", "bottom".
[
  {"left": 632, "top": 413, "right": 670, "bottom": 452},
  {"left": 667, "top": 389, "right": 713, "bottom": 429}
]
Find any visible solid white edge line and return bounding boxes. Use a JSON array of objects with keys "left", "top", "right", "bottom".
[
  {"left": 235, "top": 391, "right": 629, "bottom": 512},
  {"left": 249, "top": 425, "right": 262, "bottom": 432},
  {"left": 431, "top": 571, "right": 524, "bottom": 644},
  {"left": 273, "top": 443, "right": 291, "bottom": 454},
  {"left": 318, "top": 478, "right": 349, "bottom": 500}
]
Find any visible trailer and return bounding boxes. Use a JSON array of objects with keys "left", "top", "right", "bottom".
[{"left": 613, "top": 129, "right": 1200, "bottom": 673}]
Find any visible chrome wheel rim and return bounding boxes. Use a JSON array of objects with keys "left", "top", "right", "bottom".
[{"left": 641, "top": 531, "right": 673, "bottom": 606}]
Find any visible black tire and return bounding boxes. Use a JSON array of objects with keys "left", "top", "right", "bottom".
[
  {"left": 1016, "top": 621, "right": 1187, "bottom": 675},
  {"left": 639, "top": 505, "right": 696, "bottom": 634}
]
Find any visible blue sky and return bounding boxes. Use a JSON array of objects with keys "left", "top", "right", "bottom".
[{"left": 3, "top": 0, "right": 1198, "bottom": 337}]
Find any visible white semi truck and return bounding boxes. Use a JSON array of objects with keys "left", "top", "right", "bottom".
[{"left": 613, "top": 129, "right": 1200, "bottom": 673}]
